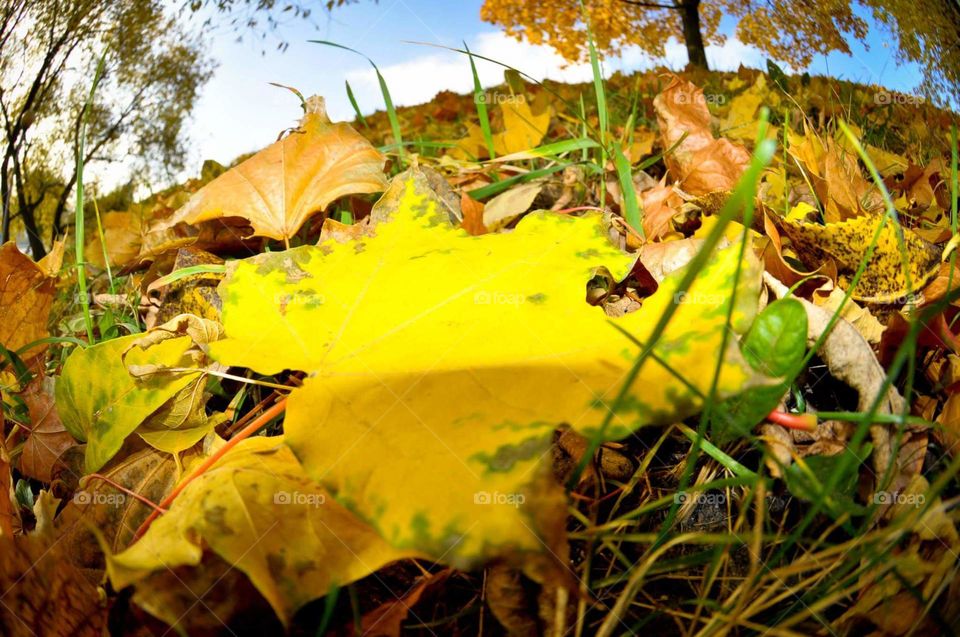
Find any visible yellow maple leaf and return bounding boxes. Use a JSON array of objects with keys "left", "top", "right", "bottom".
[{"left": 208, "top": 177, "right": 766, "bottom": 573}]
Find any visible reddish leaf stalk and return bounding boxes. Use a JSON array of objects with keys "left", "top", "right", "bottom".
[
  {"left": 84, "top": 473, "right": 168, "bottom": 514},
  {"left": 132, "top": 397, "right": 288, "bottom": 541},
  {"left": 767, "top": 409, "right": 818, "bottom": 431}
]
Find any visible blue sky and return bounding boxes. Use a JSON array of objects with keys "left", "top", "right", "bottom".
[{"left": 179, "top": 0, "right": 930, "bottom": 179}]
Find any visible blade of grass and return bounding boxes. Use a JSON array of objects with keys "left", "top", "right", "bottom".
[
  {"left": 90, "top": 190, "right": 115, "bottom": 296},
  {"left": 465, "top": 41, "right": 495, "bottom": 160},
  {"left": 311, "top": 41, "right": 404, "bottom": 168},
  {"left": 612, "top": 144, "right": 643, "bottom": 235},
  {"left": 488, "top": 138, "right": 598, "bottom": 163},
  {"left": 344, "top": 79, "right": 367, "bottom": 128},
  {"left": 74, "top": 51, "right": 107, "bottom": 344},
  {"left": 582, "top": 0, "right": 607, "bottom": 196},
  {"left": 467, "top": 163, "right": 571, "bottom": 200}
]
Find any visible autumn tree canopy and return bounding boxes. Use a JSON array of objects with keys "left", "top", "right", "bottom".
[{"left": 480, "top": 0, "right": 960, "bottom": 105}]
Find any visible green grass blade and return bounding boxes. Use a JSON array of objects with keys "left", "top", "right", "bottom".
[
  {"left": 344, "top": 79, "right": 367, "bottom": 127},
  {"left": 91, "top": 192, "right": 115, "bottom": 295},
  {"left": 466, "top": 163, "right": 570, "bottom": 200},
  {"left": 952, "top": 125, "right": 958, "bottom": 233},
  {"left": 465, "top": 41, "right": 495, "bottom": 160},
  {"left": 612, "top": 143, "right": 643, "bottom": 235},
  {"left": 310, "top": 40, "right": 404, "bottom": 168},
  {"left": 487, "top": 138, "right": 598, "bottom": 163},
  {"left": 74, "top": 51, "right": 107, "bottom": 344},
  {"left": 581, "top": 1, "right": 608, "bottom": 177}
]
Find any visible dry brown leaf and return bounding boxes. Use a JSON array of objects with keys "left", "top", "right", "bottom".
[
  {"left": 461, "top": 192, "right": 488, "bottom": 236},
  {"left": 639, "top": 176, "right": 683, "bottom": 240},
  {"left": 355, "top": 570, "right": 452, "bottom": 637},
  {"left": 0, "top": 535, "right": 107, "bottom": 636},
  {"left": 18, "top": 375, "right": 78, "bottom": 483},
  {"left": 653, "top": 76, "right": 750, "bottom": 195},
  {"left": 161, "top": 96, "right": 387, "bottom": 242},
  {"left": 0, "top": 242, "right": 56, "bottom": 361}
]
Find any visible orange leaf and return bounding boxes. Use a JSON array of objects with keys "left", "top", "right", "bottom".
[
  {"left": 653, "top": 76, "right": 750, "bottom": 195},
  {"left": 460, "top": 192, "right": 488, "bottom": 236},
  {"left": 0, "top": 242, "right": 56, "bottom": 361},
  {"left": 162, "top": 96, "right": 387, "bottom": 242}
]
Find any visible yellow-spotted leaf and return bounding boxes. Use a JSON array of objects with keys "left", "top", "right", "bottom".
[
  {"left": 210, "top": 179, "right": 764, "bottom": 572},
  {"left": 56, "top": 333, "right": 201, "bottom": 472},
  {"left": 107, "top": 436, "right": 410, "bottom": 627},
  {"left": 776, "top": 214, "right": 942, "bottom": 303},
  {"left": 160, "top": 96, "right": 388, "bottom": 242},
  {"left": 55, "top": 315, "right": 224, "bottom": 472}
]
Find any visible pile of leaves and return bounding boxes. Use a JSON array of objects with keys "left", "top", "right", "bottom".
[{"left": 1, "top": 65, "right": 959, "bottom": 636}]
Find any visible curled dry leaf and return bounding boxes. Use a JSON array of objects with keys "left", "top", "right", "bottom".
[
  {"left": 160, "top": 96, "right": 388, "bottom": 242},
  {"left": 639, "top": 176, "right": 683, "bottom": 240},
  {"left": 764, "top": 273, "right": 908, "bottom": 480},
  {"left": 653, "top": 76, "right": 751, "bottom": 195},
  {"left": 775, "top": 213, "right": 942, "bottom": 303}
]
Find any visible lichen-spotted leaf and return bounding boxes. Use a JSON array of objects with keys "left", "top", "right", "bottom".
[{"left": 210, "top": 179, "right": 767, "bottom": 573}]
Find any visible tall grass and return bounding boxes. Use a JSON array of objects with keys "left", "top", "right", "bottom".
[{"left": 74, "top": 52, "right": 107, "bottom": 344}]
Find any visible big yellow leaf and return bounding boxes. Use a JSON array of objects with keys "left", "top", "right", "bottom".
[
  {"left": 160, "top": 96, "right": 388, "bottom": 242},
  {"left": 108, "top": 436, "right": 409, "bottom": 626},
  {"left": 210, "top": 179, "right": 765, "bottom": 573}
]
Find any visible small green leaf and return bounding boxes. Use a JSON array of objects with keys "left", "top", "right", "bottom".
[
  {"left": 710, "top": 298, "right": 807, "bottom": 443},
  {"left": 742, "top": 298, "right": 807, "bottom": 377}
]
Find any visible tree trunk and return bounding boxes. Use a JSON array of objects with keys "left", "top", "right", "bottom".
[{"left": 679, "top": 0, "right": 709, "bottom": 70}]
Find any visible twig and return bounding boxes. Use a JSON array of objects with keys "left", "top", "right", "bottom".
[{"left": 132, "top": 397, "right": 288, "bottom": 541}]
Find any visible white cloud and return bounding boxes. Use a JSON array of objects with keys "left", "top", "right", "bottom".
[{"left": 338, "top": 31, "right": 766, "bottom": 121}]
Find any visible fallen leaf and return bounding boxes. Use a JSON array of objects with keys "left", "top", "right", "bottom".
[
  {"left": 355, "top": 569, "right": 452, "bottom": 637},
  {"left": 55, "top": 331, "right": 202, "bottom": 471},
  {"left": 0, "top": 242, "right": 57, "bottom": 361},
  {"left": 108, "top": 436, "right": 411, "bottom": 626},
  {"left": 812, "top": 287, "right": 884, "bottom": 344},
  {"left": 460, "top": 192, "right": 488, "bottom": 236},
  {"left": 639, "top": 176, "right": 683, "bottom": 240},
  {"left": 18, "top": 374, "right": 78, "bottom": 483},
  {"left": 775, "top": 214, "right": 942, "bottom": 302},
  {"left": 482, "top": 181, "right": 543, "bottom": 230},
  {"left": 209, "top": 176, "right": 766, "bottom": 576},
  {"left": 653, "top": 76, "right": 751, "bottom": 195},
  {"left": 160, "top": 96, "right": 388, "bottom": 242},
  {"left": 0, "top": 535, "right": 106, "bottom": 636}
]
